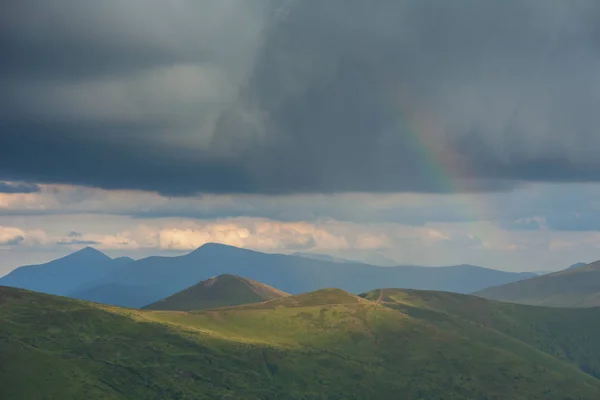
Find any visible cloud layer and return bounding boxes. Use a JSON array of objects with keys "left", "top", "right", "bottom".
[
  {"left": 2, "top": 1, "right": 600, "bottom": 194},
  {"left": 0, "top": 182, "right": 40, "bottom": 194},
  {"left": 3, "top": 182, "right": 600, "bottom": 233},
  {"left": 0, "top": 216, "right": 439, "bottom": 263}
]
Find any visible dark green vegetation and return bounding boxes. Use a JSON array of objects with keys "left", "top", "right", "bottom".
[
  {"left": 3, "top": 285, "right": 600, "bottom": 399},
  {"left": 477, "top": 260, "right": 600, "bottom": 307},
  {"left": 143, "top": 274, "right": 290, "bottom": 311},
  {"left": 0, "top": 243, "right": 536, "bottom": 308}
]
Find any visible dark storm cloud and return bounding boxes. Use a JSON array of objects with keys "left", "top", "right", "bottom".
[
  {"left": 0, "top": 1, "right": 269, "bottom": 81},
  {"left": 0, "top": 182, "right": 40, "bottom": 194},
  {"left": 2, "top": 0, "right": 600, "bottom": 194},
  {"left": 0, "top": 121, "right": 252, "bottom": 195}
]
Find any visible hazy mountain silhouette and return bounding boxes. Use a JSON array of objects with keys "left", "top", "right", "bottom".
[
  {"left": 567, "top": 262, "right": 587, "bottom": 270},
  {"left": 290, "top": 252, "right": 352, "bottom": 263},
  {"left": 68, "top": 243, "right": 535, "bottom": 307},
  {"left": 477, "top": 260, "right": 600, "bottom": 307},
  {"left": 0, "top": 247, "right": 132, "bottom": 296}
]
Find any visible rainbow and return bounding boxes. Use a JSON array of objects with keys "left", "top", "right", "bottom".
[{"left": 386, "top": 89, "right": 513, "bottom": 259}]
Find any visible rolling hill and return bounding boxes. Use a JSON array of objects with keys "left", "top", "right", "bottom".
[
  {"left": 68, "top": 243, "right": 535, "bottom": 307},
  {"left": 3, "top": 285, "right": 600, "bottom": 399},
  {"left": 475, "top": 260, "right": 600, "bottom": 307},
  {"left": 143, "top": 274, "right": 290, "bottom": 311},
  {"left": 362, "top": 288, "right": 600, "bottom": 378},
  {"left": 0, "top": 247, "right": 132, "bottom": 296}
]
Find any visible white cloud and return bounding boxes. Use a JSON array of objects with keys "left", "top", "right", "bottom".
[
  {"left": 0, "top": 226, "right": 25, "bottom": 246},
  {"left": 0, "top": 226, "right": 47, "bottom": 247},
  {"left": 0, "top": 217, "right": 449, "bottom": 256},
  {"left": 3, "top": 182, "right": 600, "bottom": 274}
]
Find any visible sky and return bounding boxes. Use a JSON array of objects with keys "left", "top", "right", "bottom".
[{"left": 2, "top": 0, "right": 600, "bottom": 275}]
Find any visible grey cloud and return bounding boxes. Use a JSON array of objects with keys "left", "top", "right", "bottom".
[
  {"left": 494, "top": 183, "right": 600, "bottom": 232},
  {"left": 502, "top": 219, "right": 546, "bottom": 232},
  {"left": 0, "top": 121, "right": 251, "bottom": 195},
  {"left": 126, "top": 183, "right": 600, "bottom": 233},
  {"left": 56, "top": 239, "right": 101, "bottom": 246},
  {"left": 215, "top": 0, "right": 600, "bottom": 191},
  {"left": 0, "top": 182, "right": 40, "bottom": 194},
  {"left": 2, "top": 180, "right": 600, "bottom": 234},
  {"left": 0, "top": 236, "right": 25, "bottom": 246},
  {"left": 2, "top": 1, "right": 600, "bottom": 194},
  {"left": 58, "top": 231, "right": 101, "bottom": 245},
  {"left": 0, "top": 1, "right": 269, "bottom": 81}
]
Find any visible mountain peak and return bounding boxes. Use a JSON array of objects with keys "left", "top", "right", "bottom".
[
  {"left": 192, "top": 242, "right": 233, "bottom": 252},
  {"left": 77, "top": 246, "right": 101, "bottom": 253},
  {"left": 0, "top": 245, "right": 115, "bottom": 297},
  {"left": 67, "top": 246, "right": 110, "bottom": 261},
  {"left": 187, "top": 242, "right": 256, "bottom": 257},
  {"left": 143, "top": 274, "right": 289, "bottom": 311},
  {"left": 113, "top": 256, "right": 134, "bottom": 261}
]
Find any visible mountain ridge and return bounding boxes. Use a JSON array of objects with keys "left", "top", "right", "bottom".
[
  {"left": 73, "top": 242, "right": 536, "bottom": 307},
  {"left": 1, "top": 243, "right": 536, "bottom": 308},
  {"left": 476, "top": 260, "right": 600, "bottom": 307}
]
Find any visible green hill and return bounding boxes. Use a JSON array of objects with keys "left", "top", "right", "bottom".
[
  {"left": 362, "top": 288, "right": 600, "bottom": 378},
  {"left": 475, "top": 260, "right": 600, "bottom": 307},
  {"left": 142, "top": 274, "right": 290, "bottom": 311},
  {"left": 3, "top": 285, "right": 600, "bottom": 399}
]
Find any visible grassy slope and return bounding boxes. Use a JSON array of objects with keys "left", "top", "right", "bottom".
[
  {"left": 476, "top": 261, "right": 600, "bottom": 307},
  {"left": 143, "top": 274, "right": 289, "bottom": 311},
  {"left": 2, "top": 286, "right": 600, "bottom": 399},
  {"left": 363, "top": 288, "right": 600, "bottom": 378}
]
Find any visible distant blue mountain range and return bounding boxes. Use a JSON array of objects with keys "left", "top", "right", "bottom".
[
  {"left": 0, "top": 243, "right": 536, "bottom": 308},
  {"left": 0, "top": 247, "right": 133, "bottom": 296}
]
